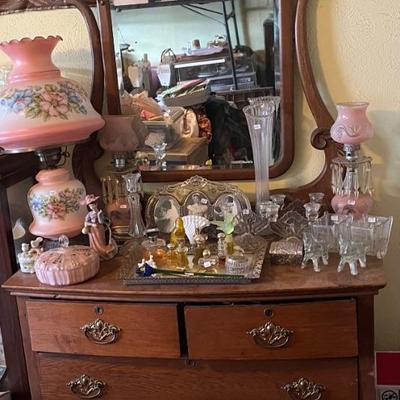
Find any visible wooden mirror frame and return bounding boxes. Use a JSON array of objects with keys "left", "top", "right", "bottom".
[{"left": 95, "top": 0, "right": 296, "bottom": 182}]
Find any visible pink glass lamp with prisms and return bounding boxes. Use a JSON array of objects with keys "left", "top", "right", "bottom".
[
  {"left": 0, "top": 36, "right": 105, "bottom": 239},
  {"left": 330, "top": 102, "right": 374, "bottom": 219}
]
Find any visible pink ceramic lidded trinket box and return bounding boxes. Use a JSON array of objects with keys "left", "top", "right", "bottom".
[{"left": 34, "top": 236, "right": 99, "bottom": 286}]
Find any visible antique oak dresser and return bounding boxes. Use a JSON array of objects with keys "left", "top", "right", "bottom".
[{"left": 3, "top": 256, "right": 385, "bottom": 400}]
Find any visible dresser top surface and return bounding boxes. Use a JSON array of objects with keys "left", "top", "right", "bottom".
[{"left": 3, "top": 256, "right": 386, "bottom": 302}]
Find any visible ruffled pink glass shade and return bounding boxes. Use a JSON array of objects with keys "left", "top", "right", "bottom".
[
  {"left": 0, "top": 36, "right": 104, "bottom": 153},
  {"left": 330, "top": 102, "right": 373, "bottom": 145}
]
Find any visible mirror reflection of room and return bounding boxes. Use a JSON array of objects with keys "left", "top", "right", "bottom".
[{"left": 112, "top": 0, "right": 281, "bottom": 168}]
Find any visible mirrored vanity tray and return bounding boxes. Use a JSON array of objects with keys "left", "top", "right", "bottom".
[{"left": 118, "top": 240, "right": 268, "bottom": 285}]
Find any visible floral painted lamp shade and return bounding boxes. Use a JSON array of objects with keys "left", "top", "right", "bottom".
[
  {"left": 0, "top": 35, "right": 104, "bottom": 153},
  {"left": 0, "top": 36, "right": 105, "bottom": 239},
  {"left": 27, "top": 168, "right": 87, "bottom": 239}
]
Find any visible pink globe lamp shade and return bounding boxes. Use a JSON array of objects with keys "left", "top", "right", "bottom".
[
  {"left": 330, "top": 102, "right": 374, "bottom": 145},
  {"left": 28, "top": 168, "right": 88, "bottom": 240},
  {"left": 0, "top": 36, "right": 104, "bottom": 153}
]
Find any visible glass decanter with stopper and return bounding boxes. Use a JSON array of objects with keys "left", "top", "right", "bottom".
[
  {"left": 123, "top": 173, "right": 146, "bottom": 238},
  {"left": 101, "top": 158, "right": 138, "bottom": 240}
]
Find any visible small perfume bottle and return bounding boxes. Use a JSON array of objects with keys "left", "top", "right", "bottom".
[
  {"left": 217, "top": 232, "right": 226, "bottom": 262},
  {"left": 170, "top": 217, "right": 186, "bottom": 246},
  {"left": 141, "top": 229, "right": 167, "bottom": 267},
  {"left": 198, "top": 249, "right": 219, "bottom": 274},
  {"left": 225, "top": 234, "right": 235, "bottom": 256},
  {"left": 193, "top": 228, "right": 207, "bottom": 266},
  {"left": 176, "top": 242, "right": 189, "bottom": 271},
  {"left": 165, "top": 243, "right": 178, "bottom": 270}
]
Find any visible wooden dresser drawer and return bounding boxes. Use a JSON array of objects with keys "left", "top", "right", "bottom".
[
  {"left": 185, "top": 300, "right": 358, "bottom": 360},
  {"left": 26, "top": 300, "right": 180, "bottom": 358},
  {"left": 37, "top": 354, "right": 358, "bottom": 399}
]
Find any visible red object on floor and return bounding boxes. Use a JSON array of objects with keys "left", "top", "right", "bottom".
[{"left": 376, "top": 352, "right": 400, "bottom": 386}]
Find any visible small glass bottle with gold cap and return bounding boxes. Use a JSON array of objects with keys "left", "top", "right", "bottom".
[
  {"left": 141, "top": 229, "right": 167, "bottom": 266},
  {"left": 198, "top": 249, "right": 219, "bottom": 274},
  {"left": 225, "top": 234, "right": 235, "bottom": 256},
  {"left": 176, "top": 242, "right": 189, "bottom": 271},
  {"left": 193, "top": 228, "right": 207, "bottom": 266},
  {"left": 165, "top": 243, "right": 178, "bottom": 270},
  {"left": 217, "top": 232, "right": 226, "bottom": 262},
  {"left": 170, "top": 217, "right": 186, "bottom": 246}
]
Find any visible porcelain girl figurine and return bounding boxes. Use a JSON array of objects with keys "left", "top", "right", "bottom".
[
  {"left": 17, "top": 237, "right": 44, "bottom": 273},
  {"left": 82, "top": 195, "right": 118, "bottom": 260}
]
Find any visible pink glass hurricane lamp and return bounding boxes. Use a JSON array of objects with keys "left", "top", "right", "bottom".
[
  {"left": 330, "top": 102, "right": 374, "bottom": 219},
  {"left": 0, "top": 35, "right": 105, "bottom": 240},
  {"left": 0, "top": 35, "right": 104, "bottom": 153}
]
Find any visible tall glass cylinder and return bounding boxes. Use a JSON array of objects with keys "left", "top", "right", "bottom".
[{"left": 243, "top": 101, "right": 275, "bottom": 214}]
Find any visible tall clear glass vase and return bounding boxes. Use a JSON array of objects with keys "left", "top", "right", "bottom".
[{"left": 243, "top": 100, "right": 275, "bottom": 214}]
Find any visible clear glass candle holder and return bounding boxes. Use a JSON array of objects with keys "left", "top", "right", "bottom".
[
  {"left": 309, "top": 192, "right": 325, "bottom": 204},
  {"left": 258, "top": 201, "right": 280, "bottom": 222},
  {"left": 304, "top": 202, "right": 321, "bottom": 222},
  {"left": 270, "top": 194, "right": 286, "bottom": 208}
]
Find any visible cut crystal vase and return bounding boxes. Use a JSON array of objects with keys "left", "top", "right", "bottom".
[{"left": 243, "top": 100, "right": 275, "bottom": 214}]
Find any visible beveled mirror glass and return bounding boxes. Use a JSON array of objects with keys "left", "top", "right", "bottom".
[{"left": 102, "top": 0, "right": 294, "bottom": 181}]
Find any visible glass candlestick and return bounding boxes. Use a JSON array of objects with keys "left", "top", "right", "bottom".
[
  {"left": 258, "top": 201, "right": 279, "bottom": 222},
  {"left": 304, "top": 202, "right": 321, "bottom": 222},
  {"left": 270, "top": 194, "right": 286, "bottom": 209},
  {"left": 309, "top": 192, "right": 325, "bottom": 204},
  {"left": 123, "top": 173, "right": 146, "bottom": 238},
  {"left": 151, "top": 142, "right": 167, "bottom": 170},
  {"left": 243, "top": 100, "right": 275, "bottom": 215}
]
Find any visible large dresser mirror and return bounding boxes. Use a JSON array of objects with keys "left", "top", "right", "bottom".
[{"left": 97, "top": 0, "right": 294, "bottom": 182}]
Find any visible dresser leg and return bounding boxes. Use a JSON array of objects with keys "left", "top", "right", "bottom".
[
  {"left": 16, "top": 298, "right": 41, "bottom": 400},
  {"left": 357, "top": 295, "right": 375, "bottom": 400}
]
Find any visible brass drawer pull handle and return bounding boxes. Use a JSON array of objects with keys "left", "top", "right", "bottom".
[
  {"left": 247, "top": 321, "right": 293, "bottom": 349},
  {"left": 67, "top": 374, "right": 106, "bottom": 399},
  {"left": 282, "top": 377, "right": 326, "bottom": 400},
  {"left": 81, "top": 318, "right": 121, "bottom": 345}
]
